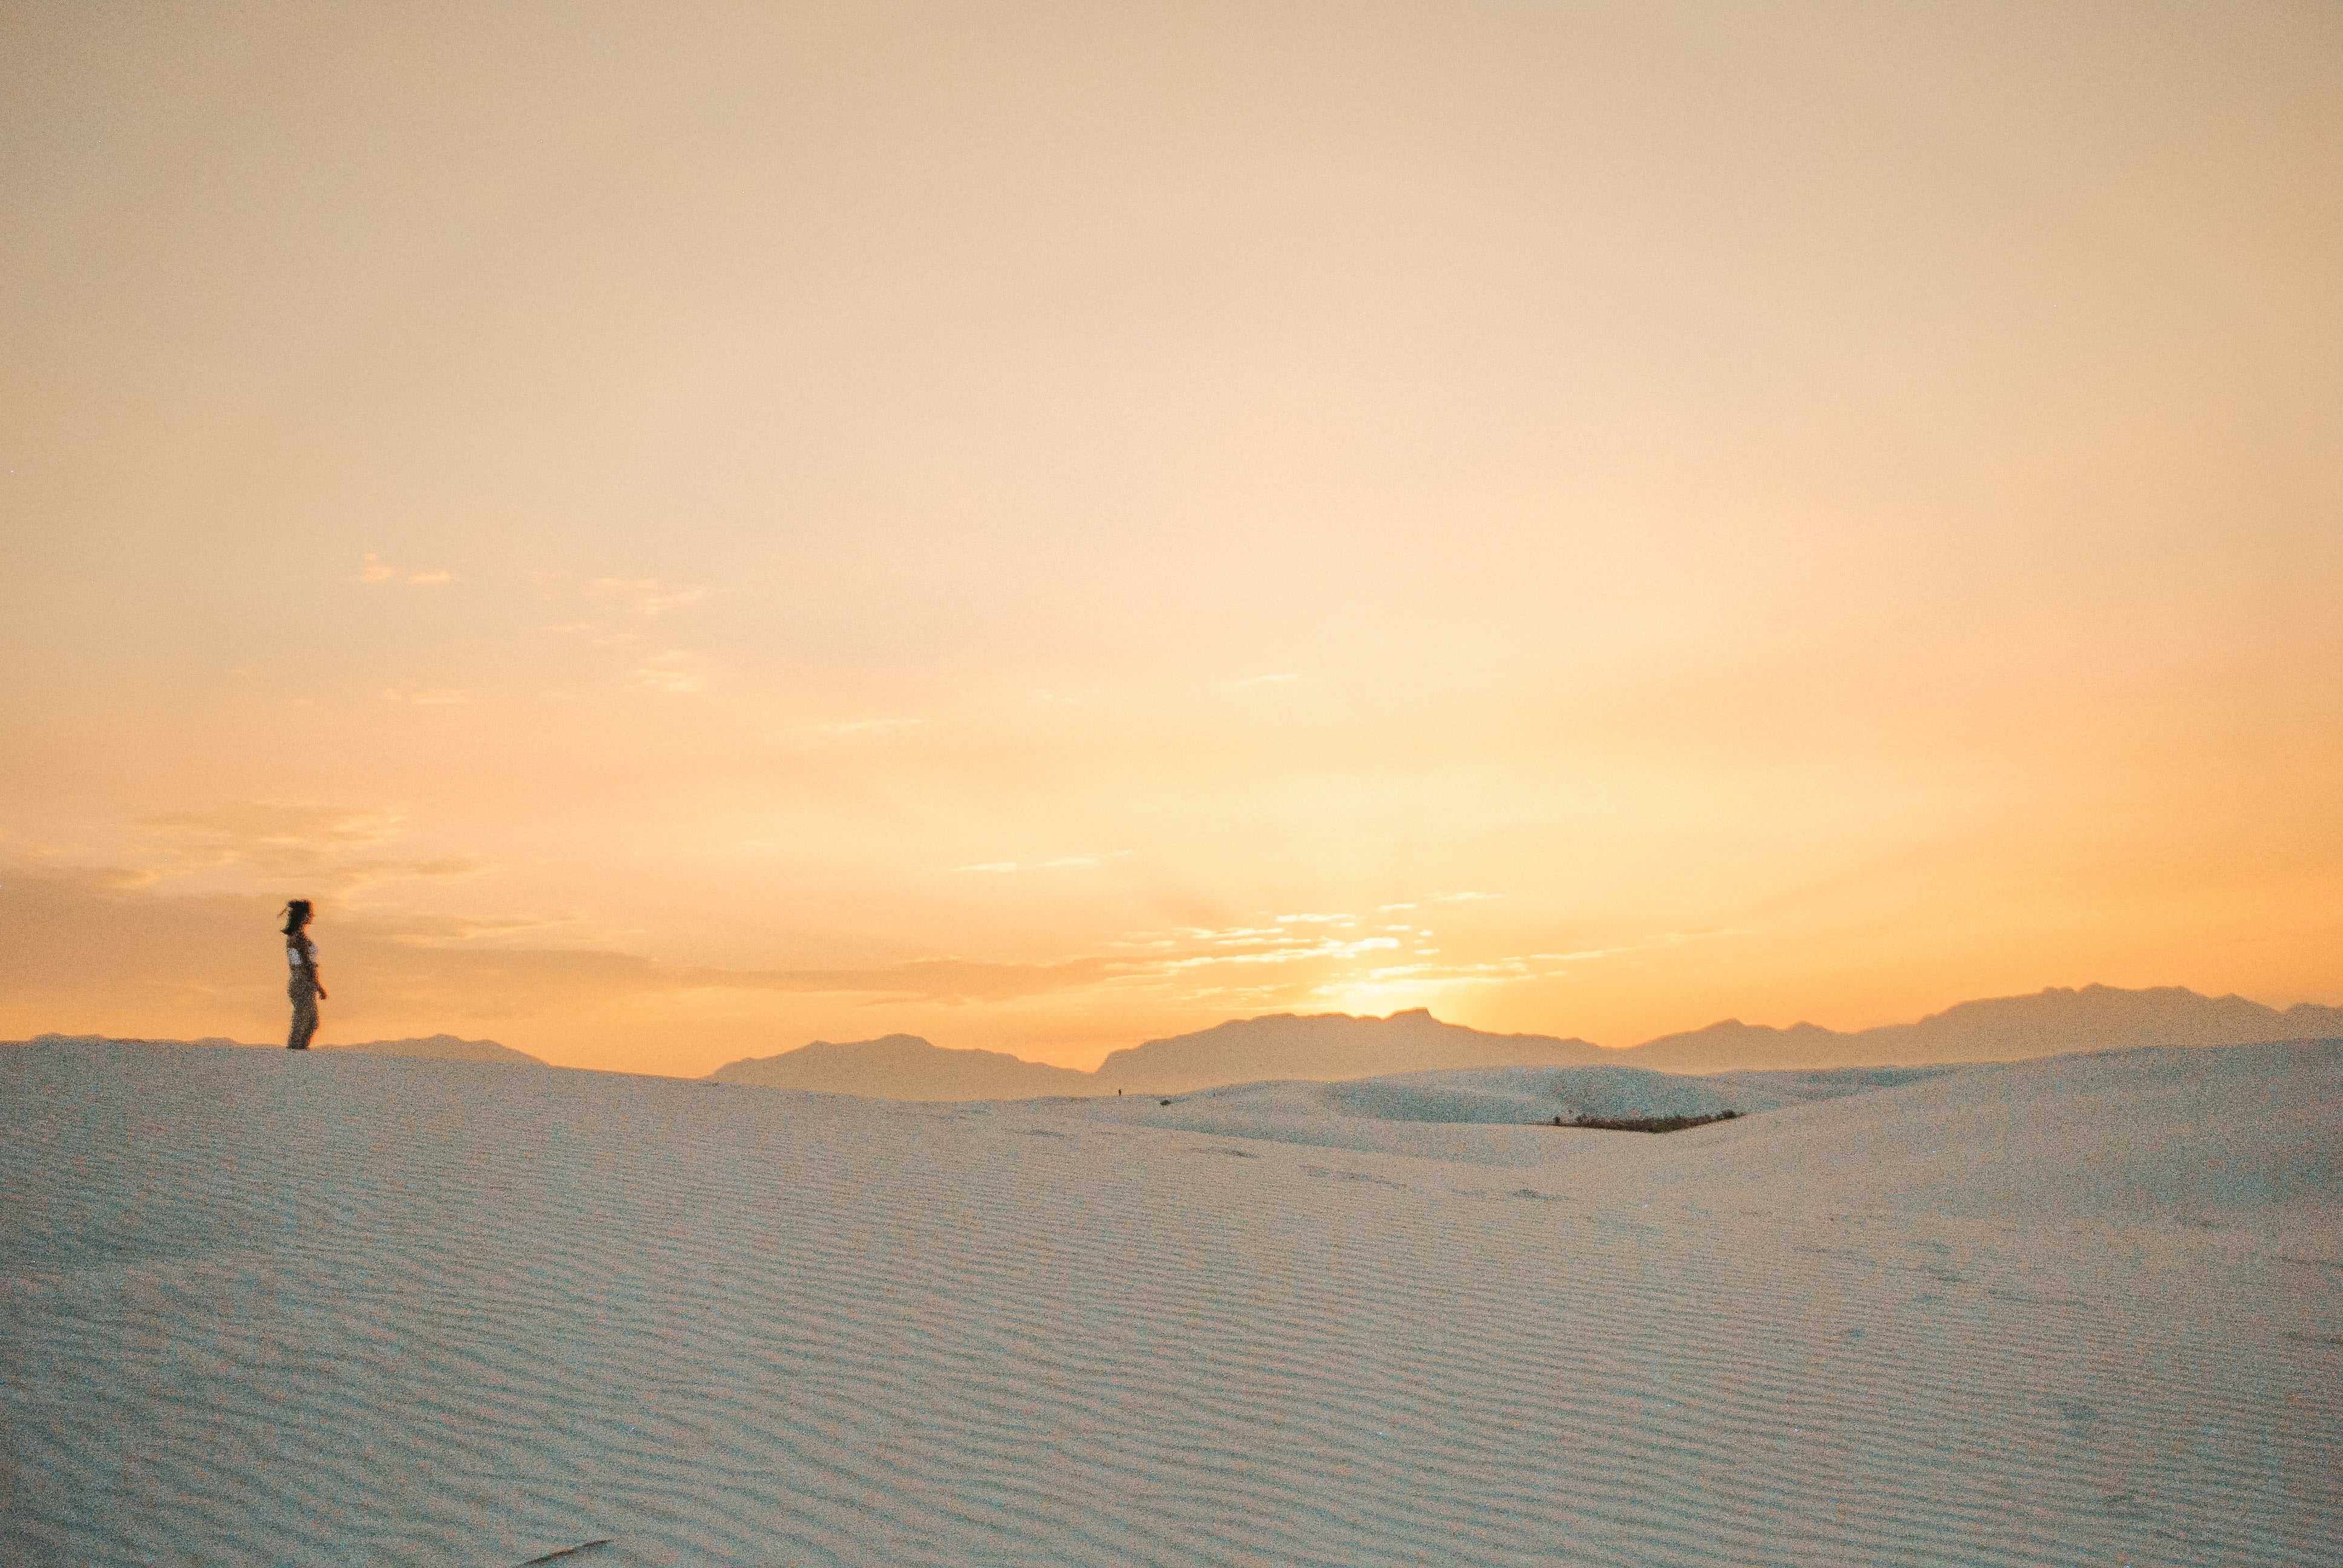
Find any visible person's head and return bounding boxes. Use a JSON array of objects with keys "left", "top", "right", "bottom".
[{"left": 281, "top": 900, "right": 313, "bottom": 936}]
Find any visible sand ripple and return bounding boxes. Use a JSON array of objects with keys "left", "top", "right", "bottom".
[{"left": 2, "top": 1039, "right": 2336, "bottom": 1565}]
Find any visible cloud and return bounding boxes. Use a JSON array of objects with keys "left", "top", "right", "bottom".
[
  {"left": 526, "top": 575, "right": 717, "bottom": 691},
  {"left": 818, "top": 718, "right": 925, "bottom": 736},
  {"left": 356, "top": 554, "right": 451, "bottom": 585},
  {"left": 1436, "top": 890, "right": 1504, "bottom": 902},
  {"left": 133, "top": 803, "right": 488, "bottom": 892},
  {"left": 359, "top": 910, "right": 590, "bottom": 944},
  {"left": 631, "top": 650, "right": 724, "bottom": 693},
  {"left": 590, "top": 577, "right": 706, "bottom": 615},
  {"left": 0, "top": 858, "right": 1564, "bottom": 1048},
  {"left": 1165, "top": 935, "right": 1400, "bottom": 968},
  {"left": 143, "top": 803, "right": 407, "bottom": 867},
  {"left": 700, "top": 956, "right": 1122, "bottom": 1005},
  {"left": 956, "top": 852, "right": 1129, "bottom": 873}
]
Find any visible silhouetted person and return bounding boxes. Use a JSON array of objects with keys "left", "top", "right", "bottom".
[{"left": 283, "top": 900, "right": 327, "bottom": 1050}]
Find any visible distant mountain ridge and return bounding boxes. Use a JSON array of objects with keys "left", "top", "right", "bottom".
[
  {"left": 1614, "top": 985, "right": 2343, "bottom": 1073},
  {"left": 702, "top": 984, "right": 2343, "bottom": 1100},
  {"left": 15, "top": 1032, "right": 543, "bottom": 1065},
  {"left": 322, "top": 1033, "right": 543, "bottom": 1064},
  {"left": 1091, "top": 1008, "right": 1604, "bottom": 1093},
  {"left": 710, "top": 1034, "right": 1093, "bottom": 1097}
]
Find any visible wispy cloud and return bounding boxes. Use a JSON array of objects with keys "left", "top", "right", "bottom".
[
  {"left": 818, "top": 717, "right": 926, "bottom": 737},
  {"left": 590, "top": 577, "right": 706, "bottom": 615},
  {"left": 357, "top": 553, "right": 451, "bottom": 585},
  {"left": 955, "top": 851, "right": 1130, "bottom": 874},
  {"left": 1435, "top": 890, "right": 1504, "bottom": 902},
  {"left": 4, "top": 855, "right": 1575, "bottom": 1031},
  {"left": 361, "top": 909, "right": 591, "bottom": 944},
  {"left": 526, "top": 573, "right": 719, "bottom": 694},
  {"left": 631, "top": 651, "right": 724, "bottom": 694},
  {"left": 705, "top": 955, "right": 1124, "bottom": 1005},
  {"left": 145, "top": 803, "right": 406, "bottom": 863},
  {"left": 1165, "top": 935, "right": 1400, "bottom": 968},
  {"left": 133, "top": 803, "right": 489, "bottom": 892}
]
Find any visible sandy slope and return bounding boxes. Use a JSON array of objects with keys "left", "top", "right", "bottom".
[{"left": 3, "top": 1039, "right": 2336, "bottom": 1567}]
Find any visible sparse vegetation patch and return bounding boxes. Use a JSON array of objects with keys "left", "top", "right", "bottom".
[{"left": 1555, "top": 1110, "right": 1740, "bottom": 1134}]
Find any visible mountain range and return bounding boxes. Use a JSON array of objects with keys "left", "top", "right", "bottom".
[
  {"left": 16, "top": 1032, "right": 545, "bottom": 1065},
  {"left": 709, "top": 1034, "right": 1092, "bottom": 1097},
  {"left": 318, "top": 1033, "right": 545, "bottom": 1064},
  {"left": 25, "top": 984, "right": 2340, "bottom": 1096},
  {"left": 707, "top": 984, "right": 2343, "bottom": 1099},
  {"left": 1615, "top": 985, "right": 2343, "bottom": 1073}
]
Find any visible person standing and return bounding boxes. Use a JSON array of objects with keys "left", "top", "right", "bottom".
[{"left": 283, "top": 900, "right": 327, "bottom": 1050}]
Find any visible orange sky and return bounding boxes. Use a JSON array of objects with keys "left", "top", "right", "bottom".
[{"left": 4, "top": 1, "right": 2339, "bottom": 1076}]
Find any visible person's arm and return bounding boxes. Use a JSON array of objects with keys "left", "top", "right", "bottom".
[{"left": 307, "top": 938, "right": 328, "bottom": 1001}]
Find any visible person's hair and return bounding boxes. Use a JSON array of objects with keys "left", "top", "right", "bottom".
[{"left": 281, "top": 900, "right": 313, "bottom": 936}]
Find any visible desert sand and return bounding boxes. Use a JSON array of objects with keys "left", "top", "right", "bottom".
[{"left": 4, "top": 1036, "right": 2336, "bottom": 1566}]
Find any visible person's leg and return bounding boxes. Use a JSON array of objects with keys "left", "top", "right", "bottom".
[{"left": 289, "top": 981, "right": 318, "bottom": 1050}]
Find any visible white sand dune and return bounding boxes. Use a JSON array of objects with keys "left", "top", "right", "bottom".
[
  {"left": 1079, "top": 1062, "right": 1958, "bottom": 1166},
  {"left": 4, "top": 1037, "right": 2336, "bottom": 1566}
]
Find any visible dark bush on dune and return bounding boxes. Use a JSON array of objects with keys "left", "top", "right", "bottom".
[{"left": 1553, "top": 1109, "right": 1740, "bottom": 1134}]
